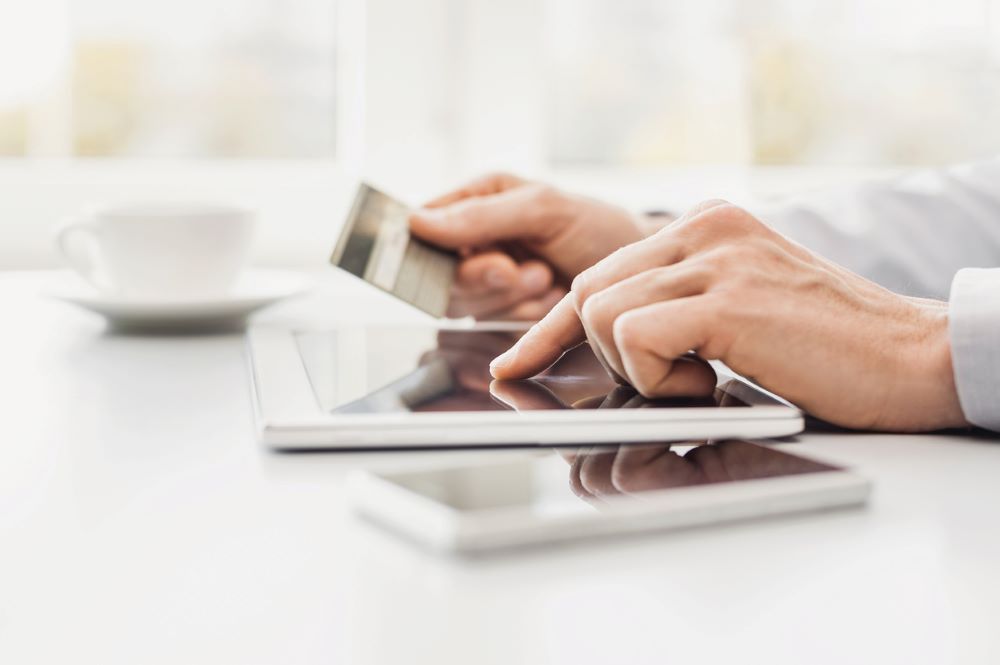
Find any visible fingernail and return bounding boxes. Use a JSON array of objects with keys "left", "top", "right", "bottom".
[{"left": 486, "top": 269, "right": 510, "bottom": 288}]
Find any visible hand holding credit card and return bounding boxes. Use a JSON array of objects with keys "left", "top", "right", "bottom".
[{"left": 331, "top": 183, "right": 458, "bottom": 318}]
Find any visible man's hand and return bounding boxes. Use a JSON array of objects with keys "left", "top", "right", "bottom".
[
  {"left": 490, "top": 200, "right": 968, "bottom": 432},
  {"left": 410, "top": 173, "right": 647, "bottom": 320}
]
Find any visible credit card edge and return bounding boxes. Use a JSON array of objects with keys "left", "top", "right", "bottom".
[
  {"left": 330, "top": 182, "right": 372, "bottom": 265},
  {"left": 331, "top": 182, "right": 458, "bottom": 318}
]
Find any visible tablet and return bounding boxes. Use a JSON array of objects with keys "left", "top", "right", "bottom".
[
  {"left": 247, "top": 323, "right": 803, "bottom": 449},
  {"left": 350, "top": 440, "right": 870, "bottom": 553}
]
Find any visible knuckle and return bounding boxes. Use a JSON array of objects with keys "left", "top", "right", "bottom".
[
  {"left": 641, "top": 264, "right": 677, "bottom": 294},
  {"left": 726, "top": 241, "right": 760, "bottom": 263},
  {"left": 697, "top": 244, "right": 736, "bottom": 273},
  {"left": 729, "top": 208, "right": 768, "bottom": 235},
  {"left": 531, "top": 183, "right": 567, "bottom": 218},
  {"left": 697, "top": 204, "right": 761, "bottom": 235},
  {"left": 626, "top": 367, "right": 660, "bottom": 399},
  {"left": 694, "top": 198, "right": 732, "bottom": 214},
  {"left": 633, "top": 381, "right": 658, "bottom": 400},
  {"left": 484, "top": 171, "right": 521, "bottom": 188},
  {"left": 579, "top": 294, "right": 606, "bottom": 331},
  {"left": 611, "top": 312, "right": 644, "bottom": 351},
  {"left": 570, "top": 291, "right": 588, "bottom": 319},
  {"left": 688, "top": 198, "right": 733, "bottom": 217},
  {"left": 570, "top": 271, "right": 595, "bottom": 310},
  {"left": 728, "top": 270, "right": 758, "bottom": 293},
  {"left": 610, "top": 467, "right": 640, "bottom": 493},
  {"left": 677, "top": 262, "right": 714, "bottom": 287},
  {"left": 710, "top": 241, "right": 761, "bottom": 270},
  {"left": 531, "top": 182, "right": 557, "bottom": 200},
  {"left": 578, "top": 474, "right": 606, "bottom": 498},
  {"left": 653, "top": 233, "right": 688, "bottom": 263},
  {"left": 683, "top": 209, "right": 715, "bottom": 233}
]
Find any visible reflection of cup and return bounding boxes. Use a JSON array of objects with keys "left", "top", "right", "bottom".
[{"left": 55, "top": 204, "right": 254, "bottom": 300}]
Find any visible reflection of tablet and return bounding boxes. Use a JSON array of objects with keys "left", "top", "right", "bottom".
[
  {"left": 350, "top": 441, "right": 870, "bottom": 553},
  {"left": 247, "top": 323, "right": 803, "bottom": 450}
]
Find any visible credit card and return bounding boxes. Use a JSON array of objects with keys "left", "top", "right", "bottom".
[{"left": 331, "top": 183, "right": 457, "bottom": 318}]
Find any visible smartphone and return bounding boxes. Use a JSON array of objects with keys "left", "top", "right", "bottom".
[{"left": 349, "top": 440, "right": 870, "bottom": 554}]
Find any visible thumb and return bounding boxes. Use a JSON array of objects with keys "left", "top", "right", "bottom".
[
  {"left": 490, "top": 294, "right": 585, "bottom": 379},
  {"left": 409, "top": 185, "right": 555, "bottom": 250}
]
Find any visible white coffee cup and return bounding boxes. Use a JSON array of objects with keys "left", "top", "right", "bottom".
[{"left": 55, "top": 203, "right": 254, "bottom": 300}]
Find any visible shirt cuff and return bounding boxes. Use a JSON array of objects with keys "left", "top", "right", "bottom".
[{"left": 949, "top": 268, "right": 1000, "bottom": 431}]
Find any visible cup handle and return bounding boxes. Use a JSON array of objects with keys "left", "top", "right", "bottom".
[{"left": 54, "top": 217, "right": 110, "bottom": 290}]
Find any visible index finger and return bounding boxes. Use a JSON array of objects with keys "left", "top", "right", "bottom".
[
  {"left": 489, "top": 293, "right": 586, "bottom": 379},
  {"left": 409, "top": 184, "right": 556, "bottom": 249},
  {"left": 422, "top": 173, "right": 526, "bottom": 208}
]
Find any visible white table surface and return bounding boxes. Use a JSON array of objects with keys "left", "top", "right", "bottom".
[{"left": 2, "top": 269, "right": 1000, "bottom": 665}]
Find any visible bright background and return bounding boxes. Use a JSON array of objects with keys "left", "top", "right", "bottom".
[{"left": 3, "top": 0, "right": 1000, "bottom": 267}]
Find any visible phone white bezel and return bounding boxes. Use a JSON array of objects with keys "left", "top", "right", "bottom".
[
  {"left": 349, "top": 453, "right": 871, "bottom": 553},
  {"left": 247, "top": 323, "right": 805, "bottom": 450}
]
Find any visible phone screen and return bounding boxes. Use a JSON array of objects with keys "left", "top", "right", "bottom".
[{"left": 385, "top": 441, "right": 841, "bottom": 515}]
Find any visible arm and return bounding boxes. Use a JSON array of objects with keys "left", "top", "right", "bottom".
[{"left": 760, "top": 159, "right": 1000, "bottom": 430}]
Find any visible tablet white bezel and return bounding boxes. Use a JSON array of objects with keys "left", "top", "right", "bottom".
[
  {"left": 349, "top": 454, "right": 871, "bottom": 553},
  {"left": 246, "top": 324, "right": 804, "bottom": 449}
]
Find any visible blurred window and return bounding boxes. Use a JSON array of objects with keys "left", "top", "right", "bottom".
[
  {"left": 544, "top": 0, "right": 1000, "bottom": 166},
  {"left": 4, "top": 0, "right": 1000, "bottom": 169},
  {"left": 0, "top": 0, "right": 338, "bottom": 158}
]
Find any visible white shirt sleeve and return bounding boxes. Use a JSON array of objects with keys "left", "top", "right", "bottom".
[
  {"left": 759, "top": 158, "right": 1000, "bottom": 300},
  {"left": 949, "top": 269, "right": 1000, "bottom": 430},
  {"left": 755, "top": 158, "right": 1000, "bottom": 430}
]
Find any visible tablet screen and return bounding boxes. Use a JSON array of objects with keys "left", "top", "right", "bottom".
[{"left": 294, "top": 327, "right": 783, "bottom": 415}]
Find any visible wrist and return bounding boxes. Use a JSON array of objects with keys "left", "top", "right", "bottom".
[{"left": 909, "top": 305, "right": 969, "bottom": 430}]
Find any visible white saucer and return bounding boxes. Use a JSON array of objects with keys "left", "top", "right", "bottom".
[{"left": 46, "top": 269, "right": 311, "bottom": 331}]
